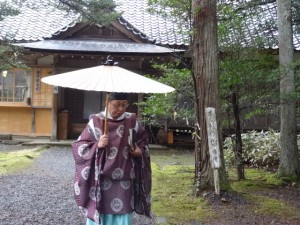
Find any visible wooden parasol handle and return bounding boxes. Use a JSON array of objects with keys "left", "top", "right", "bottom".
[{"left": 104, "top": 93, "right": 109, "bottom": 135}]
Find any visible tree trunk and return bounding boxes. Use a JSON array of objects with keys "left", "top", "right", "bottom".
[
  {"left": 231, "top": 91, "right": 245, "bottom": 180},
  {"left": 276, "top": 0, "right": 300, "bottom": 179},
  {"left": 192, "top": 0, "right": 229, "bottom": 194}
]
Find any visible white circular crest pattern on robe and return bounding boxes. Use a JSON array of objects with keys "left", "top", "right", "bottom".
[
  {"left": 98, "top": 113, "right": 105, "bottom": 119},
  {"left": 95, "top": 127, "right": 102, "bottom": 139},
  {"left": 78, "top": 143, "right": 89, "bottom": 157},
  {"left": 116, "top": 125, "right": 124, "bottom": 137},
  {"left": 89, "top": 186, "right": 101, "bottom": 202},
  {"left": 74, "top": 181, "right": 80, "bottom": 195},
  {"left": 94, "top": 211, "right": 100, "bottom": 224},
  {"left": 81, "top": 166, "right": 90, "bottom": 180},
  {"left": 112, "top": 168, "right": 124, "bottom": 179},
  {"left": 111, "top": 198, "right": 123, "bottom": 212},
  {"left": 122, "top": 146, "right": 129, "bottom": 159},
  {"left": 88, "top": 125, "right": 93, "bottom": 136},
  {"left": 120, "top": 180, "right": 131, "bottom": 190},
  {"left": 101, "top": 177, "right": 112, "bottom": 190},
  {"left": 79, "top": 206, "right": 88, "bottom": 217},
  {"left": 95, "top": 165, "right": 99, "bottom": 180},
  {"left": 107, "top": 147, "right": 118, "bottom": 159}
]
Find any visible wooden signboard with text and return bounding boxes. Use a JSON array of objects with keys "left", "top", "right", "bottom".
[{"left": 205, "top": 107, "right": 221, "bottom": 195}]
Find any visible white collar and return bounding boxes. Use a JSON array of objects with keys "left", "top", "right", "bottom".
[{"left": 103, "top": 109, "right": 126, "bottom": 121}]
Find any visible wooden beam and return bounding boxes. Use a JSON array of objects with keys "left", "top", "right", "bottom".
[
  {"left": 111, "top": 21, "right": 146, "bottom": 43},
  {"left": 51, "top": 91, "right": 58, "bottom": 140}
]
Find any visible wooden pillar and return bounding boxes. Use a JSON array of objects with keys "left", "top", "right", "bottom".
[
  {"left": 31, "top": 108, "right": 36, "bottom": 134},
  {"left": 137, "top": 93, "right": 143, "bottom": 121},
  {"left": 51, "top": 87, "right": 58, "bottom": 140}
]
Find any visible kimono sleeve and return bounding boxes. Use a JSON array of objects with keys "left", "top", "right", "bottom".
[
  {"left": 71, "top": 115, "right": 104, "bottom": 223},
  {"left": 134, "top": 121, "right": 152, "bottom": 217}
]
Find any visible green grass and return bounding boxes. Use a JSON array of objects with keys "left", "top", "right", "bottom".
[
  {"left": 151, "top": 149, "right": 195, "bottom": 168},
  {"left": 229, "top": 168, "right": 285, "bottom": 191},
  {"left": 151, "top": 150, "right": 300, "bottom": 224},
  {"left": 248, "top": 195, "right": 300, "bottom": 220},
  {"left": 0, "top": 147, "right": 46, "bottom": 175},
  {"left": 229, "top": 167, "right": 300, "bottom": 220},
  {"left": 152, "top": 163, "right": 213, "bottom": 224},
  {"left": 151, "top": 150, "right": 213, "bottom": 224}
]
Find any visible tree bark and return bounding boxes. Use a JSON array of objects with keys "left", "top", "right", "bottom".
[
  {"left": 231, "top": 90, "right": 245, "bottom": 180},
  {"left": 192, "top": 0, "right": 229, "bottom": 194},
  {"left": 276, "top": 0, "right": 300, "bottom": 179}
]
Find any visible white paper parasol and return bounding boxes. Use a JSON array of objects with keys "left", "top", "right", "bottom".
[
  {"left": 41, "top": 62, "right": 175, "bottom": 134},
  {"left": 42, "top": 64, "right": 175, "bottom": 93}
]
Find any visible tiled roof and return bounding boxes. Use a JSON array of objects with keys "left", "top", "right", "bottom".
[
  {"left": 0, "top": 1, "right": 299, "bottom": 50},
  {"left": 218, "top": 1, "right": 300, "bottom": 50},
  {"left": 0, "top": 6, "right": 78, "bottom": 42},
  {"left": 0, "top": 0, "right": 189, "bottom": 47},
  {"left": 115, "top": 0, "right": 189, "bottom": 46}
]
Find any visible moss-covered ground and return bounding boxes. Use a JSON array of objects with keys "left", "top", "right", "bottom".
[
  {"left": 0, "top": 147, "right": 46, "bottom": 175},
  {"left": 151, "top": 149, "right": 300, "bottom": 225}
]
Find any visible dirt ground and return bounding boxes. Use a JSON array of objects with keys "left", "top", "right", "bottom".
[{"left": 199, "top": 186, "right": 300, "bottom": 225}]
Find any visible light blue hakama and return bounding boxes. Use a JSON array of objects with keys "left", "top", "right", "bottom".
[{"left": 86, "top": 214, "right": 133, "bottom": 225}]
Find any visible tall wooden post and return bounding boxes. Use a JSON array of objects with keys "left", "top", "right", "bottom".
[
  {"left": 51, "top": 86, "right": 58, "bottom": 140},
  {"left": 205, "top": 107, "right": 221, "bottom": 195}
]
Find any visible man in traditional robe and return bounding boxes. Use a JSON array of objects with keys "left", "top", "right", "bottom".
[{"left": 72, "top": 92, "right": 151, "bottom": 225}]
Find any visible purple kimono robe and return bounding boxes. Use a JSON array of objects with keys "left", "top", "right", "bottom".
[{"left": 72, "top": 112, "right": 151, "bottom": 224}]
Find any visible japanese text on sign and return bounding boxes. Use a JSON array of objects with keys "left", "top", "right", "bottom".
[{"left": 205, "top": 107, "right": 221, "bottom": 169}]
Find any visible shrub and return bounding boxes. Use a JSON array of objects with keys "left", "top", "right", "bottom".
[{"left": 223, "top": 130, "right": 281, "bottom": 169}]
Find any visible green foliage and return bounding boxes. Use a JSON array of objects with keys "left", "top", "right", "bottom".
[
  {"left": 147, "top": 0, "right": 191, "bottom": 19},
  {"left": 224, "top": 130, "right": 281, "bottom": 169},
  {"left": 0, "top": 0, "right": 26, "bottom": 70},
  {"left": 220, "top": 51, "right": 279, "bottom": 131},
  {"left": 218, "top": 3, "right": 280, "bottom": 135},
  {"left": 293, "top": 0, "right": 300, "bottom": 33},
  {"left": 0, "top": 0, "right": 21, "bottom": 21},
  {"left": 284, "top": 59, "right": 300, "bottom": 101},
  {"left": 0, "top": 41, "right": 25, "bottom": 70},
  {"left": 217, "top": 3, "right": 280, "bottom": 135},
  {"left": 32, "top": 0, "right": 121, "bottom": 25},
  {"left": 218, "top": 2, "right": 277, "bottom": 51},
  {"left": 2, "top": 0, "right": 121, "bottom": 26},
  {"left": 61, "top": 0, "right": 120, "bottom": 25},
  {"left": 138, "top": 62, "right": 195, "bottom": 127},
  {"left": 296, "top": 62, "right": 300, "bottom": 113}
]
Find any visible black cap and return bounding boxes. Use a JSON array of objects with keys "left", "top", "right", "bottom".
[{"left": 109, "top": 92, "right": 128, "bottom": 100}]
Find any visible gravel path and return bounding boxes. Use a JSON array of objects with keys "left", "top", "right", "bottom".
[{"left": 0, "top": 145, "right": 154, "bottom": 225}]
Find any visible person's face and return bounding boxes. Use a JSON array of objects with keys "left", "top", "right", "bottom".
[{"left": 108, "top": 100, "right": 129, "bottom": 119}]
